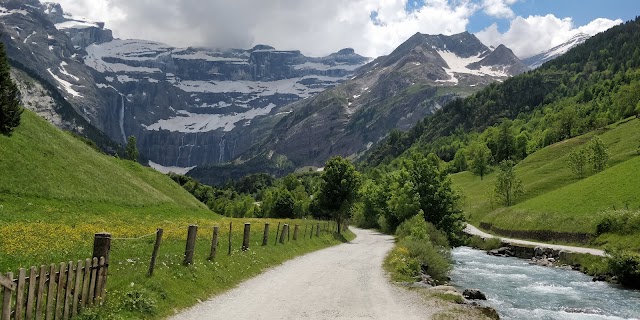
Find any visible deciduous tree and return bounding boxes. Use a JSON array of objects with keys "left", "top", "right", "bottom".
[
  {"left": 316, "top": 156, "right": 361, "bottom": 233},
  {"left": 468, "top": 141, "right": 492, "bottom": 180},
  {"left": 492, "top": 160, "right": 524, "bottom": 207}
]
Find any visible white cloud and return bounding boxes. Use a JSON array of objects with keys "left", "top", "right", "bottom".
[
  {"left": 475, "top": 14, "right": 622, "bottom": 58},
  {"left": 481, "top": 0, "right": 518, "bottom": 18},
  {"left": 54, "top": 0, "right": 620, "bottom": 60},
  {"left": 54, "top": 0, "right": 477, "bottom": 57}
]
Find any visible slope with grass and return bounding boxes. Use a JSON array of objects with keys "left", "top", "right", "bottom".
[
  {"left": 452, "top": 117, "right": 640, "bottom": 250},
  {"left": 0, "top": 110, "right": 357, "bottom": 318}
]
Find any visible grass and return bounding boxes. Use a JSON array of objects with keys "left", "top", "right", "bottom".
[
  {"left": 0, "top": 111, "right": 357, "bottom": 318},
  {"left": 452, "top": 117, "right": 640, "bottom": 251}
]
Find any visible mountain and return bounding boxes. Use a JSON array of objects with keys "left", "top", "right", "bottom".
[
  {"left": 522, "top": 33, "right": 590, "bottom": 69},
  {"left": 190, "top": 32, "right": 529, "bottom": 184},
  {"left": 364, "top": 17, "right": 640, "bottom": 168},
  {"left": 0, "top": 0, "right": 368, "bottom": 171}
]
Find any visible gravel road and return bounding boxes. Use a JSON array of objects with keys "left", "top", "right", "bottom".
[
  {"left": 464, "top": 223, "right": 605, "bottom": 256},
  {"left": 169, "top": 228, "right": 434, "bottom": 320}
]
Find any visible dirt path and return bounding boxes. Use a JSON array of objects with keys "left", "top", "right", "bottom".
[
  {"left": 464, "top": 224, "right": 605, "bottom": 256},
  {"left": 169, "top": 228, "right": 436, "bottom": 320}
]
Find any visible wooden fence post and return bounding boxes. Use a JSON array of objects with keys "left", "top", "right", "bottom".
[
  {"left": 208, "top": 226, "right": 219, "bottom": 261},
  {"left": 242, "top": 223, "right": 251, "bottom": 251},
  {"left": 316, "top": 223, "right": 320, "bottom": 237},
  {"left": 80, "top": 259, "right": 91, "bottom": 311},
  {"left": 26, "top": 266, "right": 37, "bottom": 320},
  {"left": 279, "top": 224, "right": 288, "bottom": 244},
  {"left": 287, "top": 224, "right": 290, "bottom": 242},
  {"left": 46, "top": 264, "right": 56, "bottom": 318},
  {"left": 63, "top": 261, "right": 74, "bottom": 319},
  {"left": 228, "top": 222, "right": 233, "bottom": 255},
  {"left": 72, "top": 260, "right": 83, "bottom": 318},
  {"left": 2, "top": 272, "right": 13, "bottom": 320},
  {"left": 148, "top": 228, "right": 163, "bottom": 276},
  {"left": 15, "top": 268, "right": 25, "bottom": 320},
  {"left": 293, "top": 225, "right": 299, "bottom": 241},
  {"left": 55, "top": 262, "right": 65, "bottom": 319},
  {"left": 304, "top": 225, "right": 307, "bottom": 239},
  {"left": 274, "top": 222, "right": 281, "bottom": 245},
  {"left": 183, "top": 225, "right": 198, "bottom": 265},
  {"left": 96, "top": 257, "right": 107, "bottom": 303},
  {"left": 92, "top": 233, "right": 111, "bottom": 265},
  {"left": 36, "top": 265, "right": 47, "bottom": 318},
  {"left": 262, "top": 223, "right": 269, "bottom": 246}
]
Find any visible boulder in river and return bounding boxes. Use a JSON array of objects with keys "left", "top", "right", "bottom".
[{"left": 463, "top": 289, "right": 487, "bottom": 300}]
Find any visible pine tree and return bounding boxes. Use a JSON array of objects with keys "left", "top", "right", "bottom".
[
  {"left": 0, "top": 40, "right": 22, "bottom": 136},
  {"left": 125, "top": 135, "right": 139, "bottom": 161}
]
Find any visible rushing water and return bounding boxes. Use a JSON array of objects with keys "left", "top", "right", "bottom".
[{"left": 450, "top": 247, "right": 640, "bottom": 320}]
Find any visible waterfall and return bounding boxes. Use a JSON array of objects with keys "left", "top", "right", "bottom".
[
  {"left": 119, "top": 95, "right": 126, "bottom": 143},
  {"left": 218, "top": 135, "right": 226, "bottom": 163}
]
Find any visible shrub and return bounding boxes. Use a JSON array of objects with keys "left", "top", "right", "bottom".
[
  {"left": 596, "top": 210, "right": 640, "bottom": 235},
  {"left": 608, "top": 250, "right": 640, "bottom": 288},
  {"left": 402, "top": 238, "right": 452, "bottom": 283}
]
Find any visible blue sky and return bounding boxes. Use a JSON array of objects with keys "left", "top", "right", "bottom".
[{"left": 468, "top": 0, "right": 639, "bottom": 33}]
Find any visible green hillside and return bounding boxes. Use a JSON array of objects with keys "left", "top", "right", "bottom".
[
  {"left": 452, "top": 117, "right": 640, "bottom": 250},
  {"left": 0, "top": 110, "right": 211, "bottom": 222},
  {"left": 0, "top": 110, "right": 215, "bottom": 265}
]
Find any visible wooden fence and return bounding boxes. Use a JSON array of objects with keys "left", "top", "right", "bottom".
[
  {"left": 0, "top": 219, "right": 342, "bottom": 319},
  {"left": 0, "top": 257, "right": 108, "bottom": 320}
]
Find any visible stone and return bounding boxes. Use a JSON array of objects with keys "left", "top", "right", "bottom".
[{"left": 463, "top": 289, "right": 487, "bottom": 300}]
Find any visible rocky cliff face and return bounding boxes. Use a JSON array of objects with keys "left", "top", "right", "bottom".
[{"left": 0, "top": 0, "right": 368, "bottom": 172}]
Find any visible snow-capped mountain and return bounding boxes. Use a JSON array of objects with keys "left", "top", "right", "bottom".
[
  {"left": 190, "top": 32, "right": 530, "bottom": 184},
  {"left": 523, "top": 33, "right": 591, "bottom": 69},
  {"left": 0, "top": 0, "right": 368, "bottom": 171}
]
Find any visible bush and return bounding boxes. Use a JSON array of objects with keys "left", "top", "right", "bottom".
[
  {"left": 391, "top": 213, "right": 452, "bottom": 283},
  {"left": 596, "top": 210, "right": 640, "bottom": 235},
  {"left": 608, "top": 250, "right": 640, "bottom": 288},
  {"left": 402, "top": 238, "right": 451, "bottom": 283}
]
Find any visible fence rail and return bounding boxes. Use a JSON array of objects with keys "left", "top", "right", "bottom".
[{"left": 0, "top": 257, "right": 107, "bottom": 320}]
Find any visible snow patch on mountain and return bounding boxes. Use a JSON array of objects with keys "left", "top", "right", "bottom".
[
  {"left": 55, "top": 20, "right": 99, "bottom": 29},
  {"left": 436, "top": 50, "right": 509, "bottom": 84},
  {"left": 145, "top": 103, "right": 277, "bottom": 133},
  {"left": 47, "top": 68, "right": 82, "bottom": 97},
  {"left": 523, "top": 34, "right": 591, "bottom": 69},
  {"left": 148, "top": 161, "right": 196, "bottom": 175},
  {"left": 0, "top": 6, "right": 28, "bottom": 17},
  {"left": 175, "top": 76, "right": 342, "bottom": 97}
]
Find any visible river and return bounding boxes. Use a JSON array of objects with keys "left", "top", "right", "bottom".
[{"left": 450, "top": 247, "right": 640, "bottom": 320}]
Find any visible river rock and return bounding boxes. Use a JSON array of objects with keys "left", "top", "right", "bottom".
[
  {"left": 463, "top": 289, "right": 487, "bottom": 300},
  {"left": 592, "top": 275, "right": 607, "bottom": 282}
]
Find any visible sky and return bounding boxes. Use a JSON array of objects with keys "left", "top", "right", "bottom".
[{"left": 54, "top": 0, "right": 638, "bottom": 59}]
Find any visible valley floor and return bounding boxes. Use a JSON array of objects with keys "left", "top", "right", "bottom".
[{"left": 169, "top": 227, "right": 489, "bottom": 320}]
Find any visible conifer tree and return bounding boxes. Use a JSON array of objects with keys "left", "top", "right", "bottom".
[{"left": 0, "top": 40, "right": 22, "bottom": 136}]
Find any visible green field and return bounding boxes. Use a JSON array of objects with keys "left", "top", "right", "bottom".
[
  {"left": 0, "top": 111, "right": 354, "bottom": 318},
  {"left": 453, "top": 117, "right": 640, "bottom": 251}
]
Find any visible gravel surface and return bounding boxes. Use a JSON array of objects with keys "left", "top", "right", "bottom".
[
  {"left": 169, "top": 228, "right": 434, "bottom": 320},
  {"left": 464, "top": 223, "right": 605, "bottom": 256}
]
